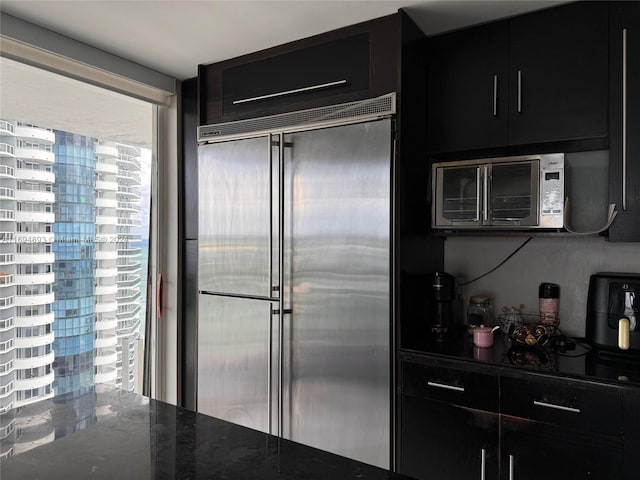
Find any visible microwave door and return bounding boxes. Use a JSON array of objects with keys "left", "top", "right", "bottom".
[
  {"left": 488, "top": 161, "right": 539, "bottom": 226},
  {"left": 434, "top": 165, "right": 482, "bottom": 227}
]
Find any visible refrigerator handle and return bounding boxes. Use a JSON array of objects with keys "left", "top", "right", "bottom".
[
  {"left": 278, "top": 133, "right": 285, "bottom": 438},
  {"left": 269, "top": 133, "right": 277, "bottom": 297}
]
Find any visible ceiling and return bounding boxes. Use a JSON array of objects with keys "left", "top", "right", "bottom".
[{"left": 0, "top": 0, "right": 567, "bottom": 81}]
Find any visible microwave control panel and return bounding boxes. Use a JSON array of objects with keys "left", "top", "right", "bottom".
[{"left": 541, "top": 170, "right": 564, "bottom": 215}]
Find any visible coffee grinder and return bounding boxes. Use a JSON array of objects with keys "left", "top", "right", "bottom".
[{"left": 430, "top": 271, "right": 456, "bottom": 342}]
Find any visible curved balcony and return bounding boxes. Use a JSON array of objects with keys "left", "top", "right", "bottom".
[
  {"left": 96, "top": 161, "right": 118, "bottom": 174},
  {"left": 94, "top": 350, "right": 118, "bottom": 366},
  {"left": 96, "top": 283, "right": 118, "bottom": 295},
  {"left": 95, "top": 144, "right": 119, "bottom": 157},
  {"left": 15, "top": 312, "right": 54, "bottom": 328},
  {"left": 15, "top": 168, "right": 55, "bottom": 183},
  {"left": 95, "top": 301, "right": 118, "bottom": 314},
  {"left": 117, "top": 290, "right": 141, "bottom": 305},
  {"left": 116, "top": 170, "right": 141, "bottom": 185},
  {"left": 0, "top": 316, "right": 14, "bottom": 331},
  {"left": 15, "top": 148, "right": 55, "bottom": 163},
  {"left": 117, "top": 186, "right": 140, "bottom": 198},
  {"left": 15, "top": 253, "right": 55, "bottom": 265},
  {"left": 15, "top": 332, "right": 54, "bottom": 349},
  {"left": 118, "top": 247, "right": 141, "bottom": 258},
  {"left": 0, "top": 381, "right": 14, "bottom": 400},
  {"left": 0, "top": 253, "right": 15, "bottom": 265},
  {"left": 0, "top": 274, "right": 15, "bottom": 287},
  {"left": 13, "top": 392, "right": 54, "bottom": 412},
  {"left": 0, "top": 143, "right": 15, "bottom": 157},
  {"left": 15, "top": 126, "right": 55, "bottom": 144},
  {"left": 0, "top": 187, "right": 15, "bottom": 199},
  {"left": 0, "top": 209, "right": 15, "bottom": 221},
  {"left": 15, "top": 232, "right": 54, "bottom": 244},
  {"left": 117, "top": 274, "right": 141, "bottom": 287},
  {"left": 15, "top": 273, "right": 55, "bottom": 286},
  {"left": 15, "top": 190, "right": 54, "bottom": 203},
  {"left": 0, "top": 359, "right": 15, "bottom": 375},
  {"left": 0, "top": 165, "right": 15, "bottom": 178},
  {"left": 117, "top": 217, "right": 141, "bottom": 227},
  {"left": 96, "top": 180, "right": 118, "bottom": 192},
  {"left": 96, "top": 197, "right": 118, "bottom": 208},
  {"left": 96, "top": 267, "right": 118, "bottom": 278},
  {"left": 95, "top": 317, "right": 118, "bottom": 331},
  {"left": 15, "top": 211, "right": 55, "bottom": 223},
  {"left": 15, "top": 292, "right": 55, "bottom": 307},
  {"left": 15, "top": 371, "right": 54, "bottom": 391},
  {"left": 0, "top": 232, "right": 14, "bottom": 242},
  {"left": 0, "top": 120, "right": 16, "bottom": 136},
  {"left": 0, "top": 295, "right": 15, "bottom": 309},
  {"left": 15, "top": 351, "right": 54, "bottom": 370},
  {"left": 95, "top": 333, "right": 118, "bottom": 349},
  {"left": 0, "top": 338, "right": 14, "bottom": 353},
  {"left": 95, "top": 366, "right": 118, "bottom": 384},
  {"left": 95, "top": 250, "right": 118, "bottom": 261},
  {"left": 96, "top": 215, "right": 118, "bottom": 226}
]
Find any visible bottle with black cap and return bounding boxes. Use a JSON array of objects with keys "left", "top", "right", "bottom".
[{"left": 539, "top": 282, "right": 560, "bottom": 327}]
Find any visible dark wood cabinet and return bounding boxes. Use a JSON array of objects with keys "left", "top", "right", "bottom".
[
  {"left": 500, "top": 416, "right": 622, "bottom": 480},
  {"left": 198, "top": 14, "right": 398, "bottom": 125},
  {"left": 427, "top": 1, "right": 609, "bottom": 155},
  {"left": 508, "top": 1, "right": 608, "bottom": 146},
  {"left": 608, "top": 2, "right": 640, "bottom": 242},
  {"left": 401, "top": 395, "right": 499, "bottom": 480},
  {"left": 398, "top": 359, "right": 499, "bottom": 479},
  {"left": 427, "top": 21, "right": 509, "bottom": 153},
  {"left": 500, "top": 375, "right": 624, "bottom": 480},
  {"left": 399, "top": 355, "right": 629, "bottom": 480}
]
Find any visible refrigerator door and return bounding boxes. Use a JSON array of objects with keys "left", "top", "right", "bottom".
[
  {"left": 281, "top": 119, "right": 392, "bottom": 468},
  {"left": 198, "top": 135, "right": 279, "bottom": 298},
  {"left": 197, "top": 294, "right": 276, "bottom": 434}
]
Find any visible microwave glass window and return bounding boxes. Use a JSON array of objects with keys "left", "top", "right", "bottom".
[
  {"left": 440, "top": 167, "right": 480, "bottom": 221},
  {"left": 490, "top": 163, "right": 535, "bottom": 221}
]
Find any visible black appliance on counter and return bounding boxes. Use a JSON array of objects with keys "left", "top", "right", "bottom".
[
  {"left": 586, "top": 272, "right": 640, "bottom": 353},
  {"left": 429, "top": 272, "right": 456, "bottom": 342}
]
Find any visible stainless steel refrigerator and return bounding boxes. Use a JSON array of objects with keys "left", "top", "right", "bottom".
[{"left": 197, "top": 95, "right": 394, "bottom": 468}]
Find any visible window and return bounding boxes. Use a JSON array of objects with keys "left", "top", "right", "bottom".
[{"left": 1, "top": 54, "right": 158, "bottom": 409}]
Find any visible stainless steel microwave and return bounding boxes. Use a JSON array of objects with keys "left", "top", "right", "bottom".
[{"left": 432, "top": 153, "right": 565, "bottom": 230}]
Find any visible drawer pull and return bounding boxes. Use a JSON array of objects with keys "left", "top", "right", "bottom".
[
  {"left": 509, "top": 454, "right": 514, "bottom": 480},
  {"left": 233, "top": 80, "right": 348, "bottom": 104},
  {"left": 480, "top": 448, "right": 486, "bottom": 480},
  {"left": 427, "top": 381, "right": 465, "bottom": 392},
  {"left": 533, "top": 400, "right": 580, "bottom": 414}
]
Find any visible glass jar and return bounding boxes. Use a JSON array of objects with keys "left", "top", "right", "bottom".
[{"left": 467, "top": 295, "right": 493, "bottom": 330}]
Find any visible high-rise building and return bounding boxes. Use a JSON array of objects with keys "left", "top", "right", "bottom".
[
  {"left": 0, "top": 119, "right": 144, "bottom": 423},
  {"left": 0, "top": 121, "right": 56, "bottom": 414}
]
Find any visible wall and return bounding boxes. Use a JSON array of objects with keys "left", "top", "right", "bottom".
[{"left": 444, "top": 236, "right": 640, "bottom": 337}]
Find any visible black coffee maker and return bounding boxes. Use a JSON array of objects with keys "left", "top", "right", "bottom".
[{"left": 430, "top": 271, "right": 456, "bottom": 342}]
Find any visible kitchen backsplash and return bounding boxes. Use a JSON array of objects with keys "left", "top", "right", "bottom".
[{"left": 444, "top": 236, "right": 640, "bottom": 337}]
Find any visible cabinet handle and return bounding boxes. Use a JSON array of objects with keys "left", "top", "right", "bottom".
[
  {"left": 493, "top": 75, "right": 498, "bottom": 116},
  {"left": 483, "top": 166, "right": 489, "bottom": 222},
  {"left": 475, "top": 168, "right": 481, "bottom": 222},
  {"left": 480, "top": 448, "right": 486, "bottom": 480},
  {"left": 533, "top": 400, "right": 581, "bottom": 414},
  {"left": 623, "top": 28, "right": 628, "bottom": 211},
  {"left": 509, "top": 454, "right": 515, "bottom": 480},
  {"left": 517, "top": 70, "right": 522, "bottom": 113},
  {"left": 232, "top": 80, "right": 348, "bottom": 105},
  {"left": 427, "top": 381, "right": 465, "bottom": 392}
]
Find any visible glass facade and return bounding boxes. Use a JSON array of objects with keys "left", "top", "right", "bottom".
[{"left": 52, "top": 132, "right": 96, "bottom": 397}]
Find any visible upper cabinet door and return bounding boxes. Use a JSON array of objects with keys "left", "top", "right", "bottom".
[
  {"left": 608, "top": 2, "right": 640, "bottom": 242},
  {"left": 427, "top": 21, "right": 509, "bottom": 154},
  {"left": 508, "top": 1, "right": 609, "bottom": 146}
]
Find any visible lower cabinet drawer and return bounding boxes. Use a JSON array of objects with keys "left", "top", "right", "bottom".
[
  {"left": 500, "top": 375, "right": 623, "bottom": 435},
  {"left": 401, "top": 360, "right": 498, "bottom": 412}
]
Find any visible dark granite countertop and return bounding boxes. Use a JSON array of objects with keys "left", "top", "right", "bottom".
[
  {"left": 401, "top": 330, "right": 640, "bottom": 388},
  {"left": 0, "top": 385, "right": 415, "bottom": 480}
]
